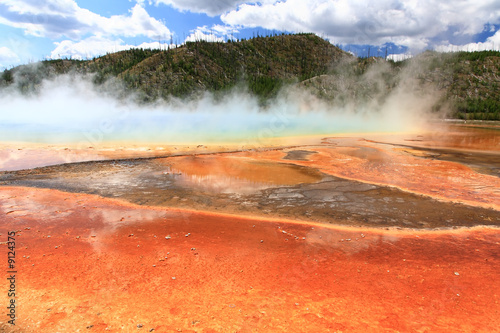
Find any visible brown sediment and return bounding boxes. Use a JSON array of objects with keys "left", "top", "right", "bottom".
[
  {"left": 1, "top": 186, "right": 499, "bottom": 332},
  {"left": 282, "top": 150, "right": 318, "bottom": 161}
]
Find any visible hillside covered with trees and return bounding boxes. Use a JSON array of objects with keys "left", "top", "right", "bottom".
[{"left": 1, "top": 33, "right": 499, "bottom": 120}]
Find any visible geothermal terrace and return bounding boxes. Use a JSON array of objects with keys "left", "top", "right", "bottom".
[{"left": 1, "top": 123, "right": 499, "bottom": 332}]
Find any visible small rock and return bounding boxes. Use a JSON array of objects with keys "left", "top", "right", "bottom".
[{"left": 165, "top": 235, "right": 171, "bottom": 239}]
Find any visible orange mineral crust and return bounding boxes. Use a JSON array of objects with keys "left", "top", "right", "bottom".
[
  {"left": 232, "top": 140, "right": 500, "bottom": 210},
  {"left": 1, "top": 186, "right": 499, "bottom": 332},
  {"left": 403, "top": 124, "right": 500, "bottom": 152}
]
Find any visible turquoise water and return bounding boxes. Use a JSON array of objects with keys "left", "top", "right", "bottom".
[{"left": 0, "top": 80, "right": 423, "bottom": 145}]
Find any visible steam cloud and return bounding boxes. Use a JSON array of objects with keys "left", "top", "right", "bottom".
[{"left": 0, "top": 62, "right": 440, "bottom": 148}]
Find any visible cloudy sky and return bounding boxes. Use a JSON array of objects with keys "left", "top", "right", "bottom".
[{"left": 1, "top": 0, "right": 500, "bottom": 69}]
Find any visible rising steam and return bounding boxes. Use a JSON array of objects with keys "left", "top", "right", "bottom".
[{"left": 0, "top": 61, "right": 442, "bottom": 147}]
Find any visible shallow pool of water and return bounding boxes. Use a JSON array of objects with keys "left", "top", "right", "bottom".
[{"left": 155, "top": 155, "right": 325, "bottom": 194}]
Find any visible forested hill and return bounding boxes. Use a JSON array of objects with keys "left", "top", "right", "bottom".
[
  {"left": 1, "top": 33, "right": 500, "bottom": 120},
  {"left": 0, "top": 33, "right": 348, "bottom": 101}
]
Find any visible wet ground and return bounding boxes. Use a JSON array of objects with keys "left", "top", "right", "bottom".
[
  {"left": 0, "top": 143, "right": 251, "bottom": 172},
  {"left": 1, "top": 152, "right": 499, "bottom": 229},
  {"left": 1, "top": 126, "right": 499, "bottom": 228},
  {"left": 1, "top": 123, "right": 499, "bottom": 332}
]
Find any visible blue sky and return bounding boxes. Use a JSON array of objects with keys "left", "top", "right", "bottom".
[{"left": 0, "top": 0, "right": 499, "bottom": 69}]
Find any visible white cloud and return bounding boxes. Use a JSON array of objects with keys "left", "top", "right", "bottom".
[
  {"left": 50, "top": 36, "right": 172, "bottom": 60},
  {"left": 435, "top": 30, "right": 500, "bottom": 53},
  {"left": 184, "top": 25, "right": 238, "bottom": 43},
  {"left": 0, "top": 0, "right": 171, "bottom": 40},
  {"left": 220, "top": 0, "right": 500, "bottom": 51},
  {"left": 185, "top": 30, "right": 224, "bottom": 43},
  {"left": 0, "top": 46, "right": 20, "bottom": 68},
  {"left": 155, "top": 0, "right": 246, "bottom": 16},
  {"left": 210, "top": 24, "right": 239, "bottom": 37},
  {"left": 136, "top": 40, "right": 173, "bottom": 49},
  {"left": 3, "top": 0, "right": 500, "bottom": 65}
]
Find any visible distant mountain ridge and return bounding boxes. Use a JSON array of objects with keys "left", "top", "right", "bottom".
[{"left": 1, "top": 33, "right": 499, "bottom": 120}]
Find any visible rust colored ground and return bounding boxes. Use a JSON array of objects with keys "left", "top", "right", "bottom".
[
  {"left": 233, "top": 139, "right": 500, "bottom": 210},
  {"left": 402, "top": 124, "right": 500, "bottom": 152},
  {"left": 1, "top": 187, "right": 499, "bottom": 332}
]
